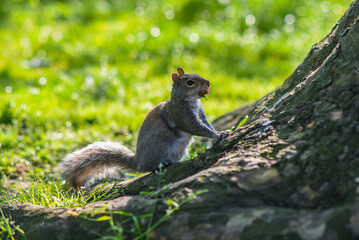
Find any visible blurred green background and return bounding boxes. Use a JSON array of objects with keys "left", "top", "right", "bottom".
[{"left": 0, "top": 0, "right": 352, "bottom": 180}]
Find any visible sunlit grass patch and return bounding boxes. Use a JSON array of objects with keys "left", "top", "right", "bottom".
[{"left": 0, "top": 169, "right": 122, "bottom": 208}]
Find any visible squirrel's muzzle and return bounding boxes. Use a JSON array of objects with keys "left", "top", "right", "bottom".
[
  {"left": 205, "top": 80, "right": 210, "bottom": 87},
  {"left": 199, "top": 88, "right": 210, "bottom": 96}
]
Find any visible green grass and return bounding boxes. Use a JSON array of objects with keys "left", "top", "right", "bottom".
[
  {"left": 0, "top": 167, "right": 123, "bottom": 208},
  {"left": 0, "top": 0, "right": 352, "bottom": 213},
  {"left": 0, "top": 208, "right": 26, "bottom": 240}
]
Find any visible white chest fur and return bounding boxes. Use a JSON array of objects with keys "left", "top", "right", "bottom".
[
  {"left": 170, "top": 130, "right": 193, "bottom": 163},
  {"left": 189, "top": 99, "right": 201, "bottom": 115},
  {"left": 164, "top": 113, "right": 194, "bottom": 163}
]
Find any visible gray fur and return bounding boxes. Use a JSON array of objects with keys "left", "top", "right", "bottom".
[
  {"left": 60, "top": 70, "right": 220, "bottom": 188},
  {"left": 59, "top": 142, "right": 135, "bottom": 188}
]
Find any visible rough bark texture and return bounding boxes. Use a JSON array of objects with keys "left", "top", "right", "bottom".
[{"left": 2, "top": 1, "right": 359, "bottom": 239}]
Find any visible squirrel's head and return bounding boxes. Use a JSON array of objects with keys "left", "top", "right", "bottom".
[{"left": 171, "top": 68, "right": 210, "bottom": 99}]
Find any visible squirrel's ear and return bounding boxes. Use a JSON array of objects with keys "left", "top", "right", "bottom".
[
  {"left": 177, "top": 68, "right": 185, "bottom": 76},
  {"left": 172, "top": 73, "right": 180, "bottom": 84}
]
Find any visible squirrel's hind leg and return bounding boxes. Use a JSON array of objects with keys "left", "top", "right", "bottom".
[
  {"left": 152, "top": 159, "right": 173, "bottom": 173},
  {"left": 163, "top": 159, "right": 173, "bottom": 168}
]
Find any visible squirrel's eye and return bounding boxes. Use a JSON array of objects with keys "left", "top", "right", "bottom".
[{"left": 186, "top": 80, "right": 195, "bottom": 86}]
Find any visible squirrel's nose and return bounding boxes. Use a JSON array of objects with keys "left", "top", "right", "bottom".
[{"left": 205, "top": 80, "right": 210, "bottom": 88}]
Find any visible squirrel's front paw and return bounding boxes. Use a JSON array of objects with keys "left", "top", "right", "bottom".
[
  {"left": 220, "top": 130, "right": 231, "bottom": 138},
  {"left": 216, "top": 130, "right": 230, "bottom": 139}
]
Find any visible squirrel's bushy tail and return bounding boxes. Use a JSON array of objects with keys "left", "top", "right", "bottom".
[{"left": 60, "top": 142, "right": 135, "bottom": 188}]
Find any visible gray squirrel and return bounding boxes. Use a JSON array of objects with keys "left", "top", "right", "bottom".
[{"left": 60, "top": 68, "right": 228, "bottom": 188}]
